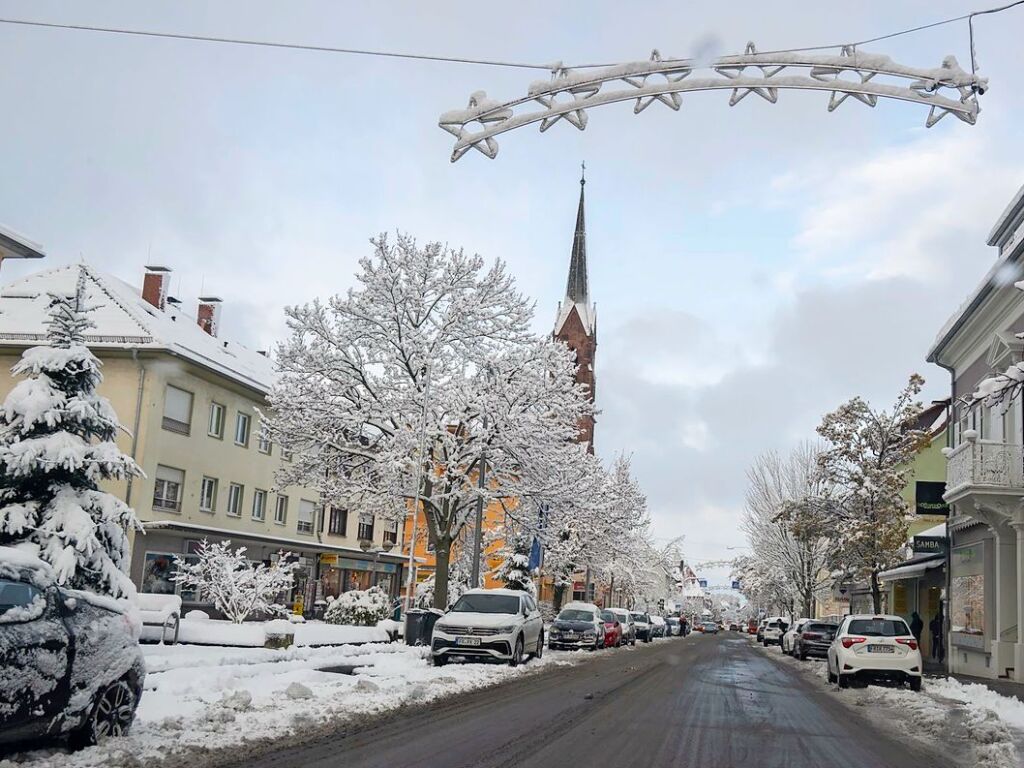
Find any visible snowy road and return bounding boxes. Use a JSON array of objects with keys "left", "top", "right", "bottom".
[{"left": 234, "top": 634, "right": 967, "bottom": 768}]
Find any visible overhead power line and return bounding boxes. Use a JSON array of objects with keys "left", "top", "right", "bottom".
[{"left": 0, "top": 1, "right": 1020, "bottom": 72}]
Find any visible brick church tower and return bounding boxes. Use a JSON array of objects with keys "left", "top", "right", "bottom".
[{"left": 554, "top": 170, "right": 597, "bottom": 453}]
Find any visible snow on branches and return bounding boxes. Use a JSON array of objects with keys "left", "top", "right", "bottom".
[
  {"left": 267, "top": 234, "right": 596, "bottom": 609},
  {"left": 172, "top": 540, "right": 296, "bottom": 623},
  {"left": 0, "top": 267, "right": 142, "bottom": 598},
  {"left": 324, "top": 586, "right": 392, "bottom": 626}
]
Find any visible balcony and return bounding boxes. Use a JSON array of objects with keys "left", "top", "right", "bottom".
[{"left": 944, "top": 434, "right": 1024, "bottom": 507}]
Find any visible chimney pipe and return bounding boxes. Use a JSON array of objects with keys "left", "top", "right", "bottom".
[
  {"left": 197, "top": 296, "right": 222, "bottom": 337},
  {"left": 142, "top": 266, "right": 171, "bottom": 310}
]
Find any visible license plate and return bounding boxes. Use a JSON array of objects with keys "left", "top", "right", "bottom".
[
  {"left": 565, "top": 632, "right": 577, "bottom": 639},
  {"left": 867, "top": 645, "right": 894, "bottom": 653},
  {"left": 456, "top": 636, "right": 481, "bottom": 647}
]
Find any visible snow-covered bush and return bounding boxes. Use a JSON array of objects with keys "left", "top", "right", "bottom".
[
  {"left": 324, "top": 585, "right": 391, "bottom": 626},
  {"left": 172, "top": 540, "right": 296, "bottom": 623},
  {"left": 0, "top": 268, "right": 142, "bottom": 598},
  {"left": 493, "top": 527, "right": 536, "bottom": 593}
]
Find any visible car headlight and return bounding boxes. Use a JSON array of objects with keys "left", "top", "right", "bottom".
[
  {"left": 583, "top": 630, "right": 596, "bottom": 637},
  {"left": 496, "top": 625, "right": 517, "bottom": 633},
  {"left": 549, "top": 628, "right": 561, "bottom": 636}
]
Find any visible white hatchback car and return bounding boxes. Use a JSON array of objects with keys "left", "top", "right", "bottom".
[
  {"left": 827, "top": 614, "right": 922, "bottom": 690},
  {"left": 431, "top": 588, "right": 544, "bottom": 667},
  {"left": 762, "top": 616, "right": 790, "bottom": 646},
  {"left": 781, "top": 618, "right": 811, "bottom": 655}
]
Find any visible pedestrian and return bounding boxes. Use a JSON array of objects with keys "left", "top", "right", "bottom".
[
  {"left": 910, "top": 611, "right": 923, "bottom": 644},
  {"left": 929, "top": 612, "right": 941, "bottom": 660}
]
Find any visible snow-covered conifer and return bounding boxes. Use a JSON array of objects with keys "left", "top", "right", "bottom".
[
  {"left": 0, "top": 267, "right": 141, "bottom": 598},
  {"left": 493, "top": 525, "right": 535, "bottom": 593}
]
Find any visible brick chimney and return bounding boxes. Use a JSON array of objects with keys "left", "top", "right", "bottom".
[
  {"left": 197, "top": 296, "right": 222, "bottom": 336},
  {"left": 142, "top": 266, "right": 171, "bottom": 310}
]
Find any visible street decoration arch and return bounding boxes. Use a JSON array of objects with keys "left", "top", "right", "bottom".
[{"left": 439, "top": 44, "right": 987, "bottom": 162}]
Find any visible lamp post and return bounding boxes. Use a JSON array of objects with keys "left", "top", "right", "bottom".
[
  {"left": 360, "top": 539, "right": 384, "bottom": 588},
  {"left": 470, "top": 364, "right": 494, "bottom": 589}
]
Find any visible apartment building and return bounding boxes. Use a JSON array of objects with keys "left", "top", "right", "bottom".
[{"left": 0, "top": 263, "right": 405, "bottom": 616}]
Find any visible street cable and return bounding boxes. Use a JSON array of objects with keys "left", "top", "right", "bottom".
[{"left": 0, "top": 1, "right": 1020, "bottom": 72}]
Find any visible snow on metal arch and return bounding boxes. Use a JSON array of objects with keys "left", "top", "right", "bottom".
[{"left": 439, "top": 44, "right": 987, "bottom": 162}]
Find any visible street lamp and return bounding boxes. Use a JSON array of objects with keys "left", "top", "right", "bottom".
[
  {"left": 470, "top": 364, "right": 495, "bottom": 589},
  {"left": 359, "top": 539, "right": 384, "bottom": 588}
]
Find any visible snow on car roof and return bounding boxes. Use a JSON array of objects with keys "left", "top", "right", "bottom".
[
  {"left": 0, "top": 544, "right": 54, "bottom": 586},
  {"left": 561, "top": 601, "right": 599, "bottom": 611},
  {"left": 462, "top": 588, "right": 528, "bottom": 597}
]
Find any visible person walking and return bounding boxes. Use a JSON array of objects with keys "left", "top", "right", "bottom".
[
  {"left": 910, "top": 611, "right": 924, "bottom": 644},
  {"left": 929, "top": 612, "right": 942, "bottom": 660}
]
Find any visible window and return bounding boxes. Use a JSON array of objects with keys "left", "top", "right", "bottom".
[
  {"left": 281, "top": 448, "right": 293, "bottom": 462},
  {"left": 257, "top": 424, "right": 272, "bottom": 454},
  {"left": 274, "top": 495, "right": 288, "bottom": 525},
  {"left": 234, "top": 412, "right": 251, "bottom": 447},
  {"left": 199, "top": 477, "right": 218, "bottom": 512},
  {"left": 208, "top": 402, "right": 225, "bottom": 438},
  {"left": 0, "top": 580, "right": 43, "bottom": 623},
  {"left": 383, "top": 520, "right": 398, "bottom": 547},
  {"left": 252, "top": 489, "right": 267, "bottom": 522},
  {"left": 297, "top": 500, "right": 316, "bottom": 534},
  {"left": 357, "top": 513, "right": 375, "bottom": 542},
  {"left": 328, "top": 507, "right": 348, "bottom": 536},
  {"left": 162, "top": 385, "right": 193, "bottom": 434},
  {"left": 153, "top": 466, "right": 184, "bottom": 511},
  {"left": 141, "top": 552, "right": 178, "bottom": 594},
  {"left": 226, "top": 483, "right": 244, "bottom": 516}
]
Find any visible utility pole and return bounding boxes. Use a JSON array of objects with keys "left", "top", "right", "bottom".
[
  {"left": 404, "top": 364, "right": 432, "bottom": 610},
  {"left": 470, "top": 365, "right": 493, "bottom": 589}
]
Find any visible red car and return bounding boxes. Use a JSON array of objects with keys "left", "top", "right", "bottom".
[{"left": 600, "top": 610, "right": 624, "bottom": 648}]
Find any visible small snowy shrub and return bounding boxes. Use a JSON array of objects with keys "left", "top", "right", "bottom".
[{"left": 324, "top": 585, "right": 391, "bottom": 626}]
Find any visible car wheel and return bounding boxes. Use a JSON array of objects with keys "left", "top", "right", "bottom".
[
  {"left": 508, "top": 636, "right": 524, "bottom": 667},
  {"left": 72, "top": 678, "right": 137, "bottom": 747},
  {"left": 535, "top": 632, "right": 544, "bottom": 660},
  {"left": 909, "top": 677, "right": 922, "bottom": 692},
  {"left": 432, "top": 654, "right": 447, "bottom": 667},
  {"left": 827, "top": 663, "right": 836, "bottom": 683}
]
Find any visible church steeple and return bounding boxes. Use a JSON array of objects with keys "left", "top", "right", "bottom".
[{"left": 554, "top": 165, "right": 597, "bottom": 453}]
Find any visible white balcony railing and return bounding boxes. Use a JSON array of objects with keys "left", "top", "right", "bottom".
[{"left": 945, "top": 436, "right": 1024, "bottom": 497}]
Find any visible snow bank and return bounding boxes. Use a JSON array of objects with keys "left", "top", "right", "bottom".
[
  {"left": 926, "top": 677, "right": 1024, "bottom": 730},
  {"left": 139, "top": 617, "right": 390, "bottom": 647}
]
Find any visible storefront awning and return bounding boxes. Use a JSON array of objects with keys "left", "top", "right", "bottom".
[{"left": 878, "top": 553, "right": 945, "bottom": 582}]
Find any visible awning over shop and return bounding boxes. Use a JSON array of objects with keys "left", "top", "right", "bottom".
[{"left": 878, "top": 553, "right": 945, "bottom": 582}]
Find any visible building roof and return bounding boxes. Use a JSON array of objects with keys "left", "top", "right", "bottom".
[
  {"left": 0, "top": 263, "right": 274, "bottom": 394},
  {"left": 0, "top": 223, "right": 45, "bottom": 261},
  {"left": 988, "top": 183, "right": 1024, "bottom": 247},
  {"left": 555, "top": 174, "right": 596, "bottom": 335}
]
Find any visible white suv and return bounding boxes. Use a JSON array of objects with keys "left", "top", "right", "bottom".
[
  {"left": 431, "top": 589, "right": 544, "bottom": 667},
  {"left": 827, "top": 614, "right": 922, "bottom": 691},
  {"left": 762, "top": 616, "right": 790, "bottom": 646}
]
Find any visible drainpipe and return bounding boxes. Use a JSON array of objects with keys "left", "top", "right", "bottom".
[
  {"left": 934, "top": 356, "right": 956, "bottom": 676},
  {"left": 125, "top": 348, "right": 146, "bottom": 507}
]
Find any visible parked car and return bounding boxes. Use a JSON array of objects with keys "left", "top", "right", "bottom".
[
  {"left": 547, "top": 602, "right": 605, "bottom": 651},
  {"left": 649, "top": 615, "right": 667, "bottom": 638},
  {"left": 747, "top": 619, "right": 758, "bottom": 635},
  {"left": 781, "top": 618, "right": 811, "bottom": 655},
  {"left": 762, "top": 617, "right": 789, "bottom": 647},
  {"left": 728, "top": 622, "right": 740, "bottom": 631},
  {"left": 793, "top": 621, "right": 838, "bottom": 660},
  {"left": 665, "top": 617, "right": 681, "bottom": 636},
  {"left": 600, "top": 610, "right": 624, "bottom": 647},
  {"left": 701, "top": 621, "right": 719, "bottom": 634},
  {"left": 630, "top": 611, "right": 653, "bottom": 642},
  {"left": 756, "top": 619, "right": 768, "bottom": 642},
  {"left": 431, "top": 588, "right": 544, "bottom": 667},
  {"left": 607, "top": 608, "right": 637, "bottom": 645},
  {"left": 826, "top": 614, "right": 922, "bottom": 690},
  {"left": 0, "top": 548, "right": 146, "bottom": 750}
]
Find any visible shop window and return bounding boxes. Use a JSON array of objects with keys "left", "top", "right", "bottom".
[
  {"left": 297, "top": 500, "right": 316, "bottom": 534},
  {"left": 328, "top": 507, "right": 348, "bottom": 536},
  {"left": 153, "top": 466, "right": 184, "bottom": 512},
  {"left": 252, "top": 489, "right": 267, "bottom": 522},
  {"left": 274, "top": 495, "right": 288, "bottom": 525},
  {"left": 162, "top": 385, "right": 193, "bottom": 435},
  {"left": 227, "top": 483, "right": 244, "bottom": 517},
  {"left": 235, "top": 412, "right": 251, "bottom": 447},
  {"left": 199, "top": 477, "right": 218, "bottom": 512},
  {"left": 208, "top": 402, "right": 225, "bottom": 438}
]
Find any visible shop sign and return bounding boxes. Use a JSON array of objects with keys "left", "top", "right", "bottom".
[
  {"left": 915, "top": 481, "right": 949, "bottom": 516},
  {"left": 912, "top": 535, "right": 948, "bottom": 556}
]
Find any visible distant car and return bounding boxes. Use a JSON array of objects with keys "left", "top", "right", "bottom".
[
  {"left": 600, "top": 610, "right": 624, "bottom": 648},
  {"left": 665, "top": 617, "right": 681, "bottom": 636},
  {"left": 747, "top": 620, "right": 759, "bottom": 635},
  {"left": 781, "top": 618, "right": 811, "bottom": 655},
  {"left": 548, "top": 602, "right": 605, "bottom": 651},
  {"left": 827, "top": 614, "right": 922, "bottom": 690},
  {"left": 630, "top": 611, "right": 653, "bottom": 643},
  {"left": 793, "top": 621, "right": 838, "bottom": 660},
  {"left": 701, "top": 621, "right": 719, "bottom": 634},
  {"left": 607, "top": 608, "right": 637, "bottom": 646},
  {"left": 649, "top": 615, "right": 667, "bottom": 638},
  {"left": 0, "top": 548, "right": 146, "bottom": 750},
  {"left": 728, "top": 622, "right": 740, "bottom": 631},
  {"left": 762, "top": 617, "right": 789, "bottom": 646},
  {"left": 431, "top": 588, "right": 545, "bottom": 666}
]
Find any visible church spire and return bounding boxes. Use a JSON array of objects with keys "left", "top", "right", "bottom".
[{"left": 565, "top": 162, "right": 588, "bottom": 305}]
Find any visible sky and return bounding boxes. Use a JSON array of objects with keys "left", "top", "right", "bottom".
[{"left": 1, "top": 1, "right": 1022, "bottom": 588}]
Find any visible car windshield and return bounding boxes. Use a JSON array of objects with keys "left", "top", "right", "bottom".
[
  {"left": 558, "top": 609, "right": 596, "bottom": 622},
  {"left": 450, "top": 594, "right": 520, "bottom": 615},
  {"left": 847, "top": 619, "right": 911, "bottom": 637},
  {"left": 631, "top": 614, "right": 647, "bottom": 622},
  {"left": 601, "top": 611, "right": 616, "bottom": 622}
]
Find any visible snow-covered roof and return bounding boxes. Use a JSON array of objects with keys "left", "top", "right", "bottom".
[
  {"left": 0, "top": 263, "right": 275, "bottom": 394},
  {"left": 0, "top": 223, "right": 45, "bottom": 260},
  {"left": 988, "top": 183, "right": 1024, "bottom": 247}
]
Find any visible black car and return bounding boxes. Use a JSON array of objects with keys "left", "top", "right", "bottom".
[
  {"left": 793, "top": 621, "right": 838, "bottom": 660},
  {"left": 548, "top": 603, "right": 605, "bottom": 650},
  {"left": 0, "top": 551, "right": 146, "bottom": 750}
]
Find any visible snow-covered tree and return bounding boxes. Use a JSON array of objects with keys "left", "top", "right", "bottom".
[
  {"left": 815, "top": 375, "right": 929, "bottom": 613},
  {"left": 172, "top": 540, "right": 296, "bottom": 623},
  {"left": 493, "top": 524, "right": 535, "bottom": 593},
  {"left": 267, "top": 234, "right": 595, "bottom": 609},
  {"left": 324, "top": 585, "right": 391, "bottom": 626},
  {"left": 741, "top": 443, "right": 834, "bottom": 618},
  {"left": 0, "top": 268, "right": 141, "bottom": 598}
]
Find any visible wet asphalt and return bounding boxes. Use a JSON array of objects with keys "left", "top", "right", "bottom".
[{"left": 240, "top": 632, "right": 953, "bottom": 768}]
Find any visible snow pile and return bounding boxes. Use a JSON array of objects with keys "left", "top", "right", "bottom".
[{"left": 138, "top": 617, "right": 389, "bottom": 647}]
